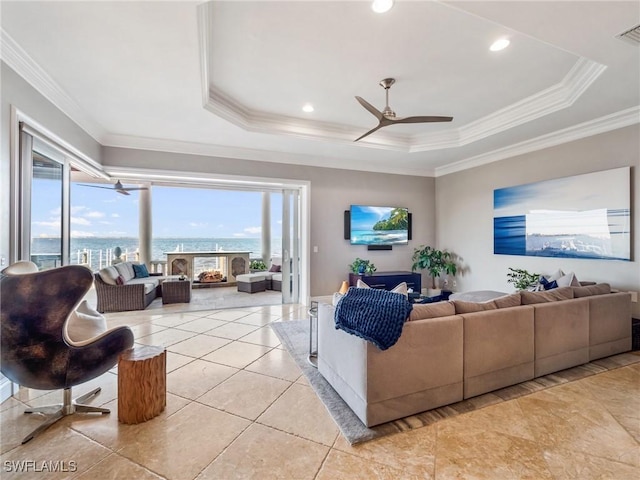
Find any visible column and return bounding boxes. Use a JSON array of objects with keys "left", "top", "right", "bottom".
[
  {"left": 139, "top": 185, "right": 152, "bottom": 266},
  {"left": 261, "top": 192, "right": 271, "bottom": 265}
]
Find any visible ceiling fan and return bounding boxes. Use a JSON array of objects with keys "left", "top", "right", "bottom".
[
  {"left": 354, "top": 78, "right": 453, "bottom": 142},
  {"left": 77, "top": 179, "right": 148, "bottom": 196}
]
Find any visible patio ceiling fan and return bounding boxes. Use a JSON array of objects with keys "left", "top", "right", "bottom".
[
  {"left": 354, "top": 78, "right": 453, "bottom": 141},
  {"left": 77, "top": 179, "right": 148, "bottom": 196}
]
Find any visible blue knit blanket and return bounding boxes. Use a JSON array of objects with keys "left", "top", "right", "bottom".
[{"left": 334, "top": 288, "right": 413, "bottom": 350}]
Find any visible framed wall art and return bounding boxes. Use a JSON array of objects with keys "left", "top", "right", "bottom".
[{"left": 494, "top": 167, "right": 630, "bottom": 261}]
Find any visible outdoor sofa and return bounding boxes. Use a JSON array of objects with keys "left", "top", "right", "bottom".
[{"left": 94, "top": 261, "right": 177, "bottom": 313}]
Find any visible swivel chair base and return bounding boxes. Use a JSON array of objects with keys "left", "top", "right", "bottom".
[{"left": 22, "top": 386, "right": 109, "bottom": 444}]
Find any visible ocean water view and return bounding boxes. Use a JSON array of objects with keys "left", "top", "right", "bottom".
[{"left": 31, "top": 237, "right": 282, "bottom": 272}]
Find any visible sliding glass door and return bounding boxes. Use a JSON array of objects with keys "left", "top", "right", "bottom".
[
  {"left": 281, "top": 189, "right": 300, "bottom": 304},
  {"left": 19, "top": 129, "right": 70, "bottom": 270}
]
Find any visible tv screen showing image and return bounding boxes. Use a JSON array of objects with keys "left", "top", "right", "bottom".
[{"left": 350, "top": 205, "right": 409, "bottom": 245}]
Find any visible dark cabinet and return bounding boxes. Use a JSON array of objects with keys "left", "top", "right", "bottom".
[{"left": 348, "top": 271, "right": 421, "bottom": 293}]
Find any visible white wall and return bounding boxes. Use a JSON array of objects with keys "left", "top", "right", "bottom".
[
  {"left": 102, "top": 147, "right": 436, "bottom": 296},
  {"left": 436, "top": 124, "right": 640, "bottom": 317}
]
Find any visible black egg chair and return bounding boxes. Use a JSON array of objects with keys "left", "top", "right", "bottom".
[{"left": 0, "top": 265, "right": 134, "bottom": 444}]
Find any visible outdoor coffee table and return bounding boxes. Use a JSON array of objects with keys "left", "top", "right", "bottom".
[{"left": 162, "top": 279, "right": 192, "bottom": 304}]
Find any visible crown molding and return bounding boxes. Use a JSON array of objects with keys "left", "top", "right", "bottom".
[
  {"left": 434, "top": 105, "right": 640, "bottom": 177},
  {"left": 100, "top": 133, "right": 434, "bottom": 177},
  {"left": 0, "top": 29, "right": 106, "bottom": 143},
  {"left": 198, "top": 7, "right": 606, "bottom": 152}
]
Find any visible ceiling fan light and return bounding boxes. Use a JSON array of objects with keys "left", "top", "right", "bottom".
[
  {"left": 371, "top": 0, "right": 394, "bottom": 14},
  {"left": 490, "top": 38, "right": 510, "bottom": 52},
  {"left": 302, "top": 103, "right": 314, "bottom": 113}
]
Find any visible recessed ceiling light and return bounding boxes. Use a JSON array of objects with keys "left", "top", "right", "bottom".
[
  {"left": 490, "top": 38, "right": 510, "bottom": 52},
  {"left": 372, "top": 0, "right": 394, "bottom": 14},
  {"left": 302, "top": 103, "right": 314, "bottom": 113}
]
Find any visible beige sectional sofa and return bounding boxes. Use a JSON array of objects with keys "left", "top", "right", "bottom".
[
  {"left": 94, "top": 261, "right": 177, "bottom": 313},
  {"left": 318, "top": 284, "right": 632, "bottom": 427}
]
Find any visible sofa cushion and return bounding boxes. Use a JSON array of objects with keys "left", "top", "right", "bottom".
[
  {"left": 409, "top": 301, "right": 455, "bottom": 321},
  {"left": 493, "top": 293, "right": 522, "bottom": 308},
  {"left": 269, "top": 264, "right": 281, "bottom": 272},
  {"left": 572, "top": 283, "right": 611, "bottom": 298},
  {"left": 453, "top": 300, "right": 498, "bottom": 314},
  {"left": 521, "top": 286, "right": 574, "bottom": 304},
  {"left": 98, "top": 266, "right": 119, "bottom": 285},
  {"left": 133, "top": 263, "right": 150, "bottom": 278}
]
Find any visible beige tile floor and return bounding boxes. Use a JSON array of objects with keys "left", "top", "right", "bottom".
[{"left": 1, "top": 304, "right": 639, "bottom": 480}]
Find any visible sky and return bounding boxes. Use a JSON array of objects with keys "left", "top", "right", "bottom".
[{"left": 31, "top": 181, "right": 283, "bottom": 238}]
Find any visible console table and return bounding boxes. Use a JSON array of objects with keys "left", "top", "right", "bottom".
[{"left": 349, "top": 271, "right": 421, "bottom": 293}]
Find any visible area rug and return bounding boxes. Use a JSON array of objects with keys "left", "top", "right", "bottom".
[{"left": 271, "top": 319, "right": 640, "bottom": 445}]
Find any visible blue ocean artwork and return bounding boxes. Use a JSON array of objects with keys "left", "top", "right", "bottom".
[{"left": 493, "top": 168, "right": 630, "bottom": 261}]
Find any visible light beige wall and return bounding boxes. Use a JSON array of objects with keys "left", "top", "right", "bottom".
[
  {"left": 0, "top": 62, "right": 102, "bottom": 264},
  {"left": 436, "top": 125, "right": 640, "bottom": 317},
  {"left": 103, "top": 147, "right": 436, "bottom": 296}
]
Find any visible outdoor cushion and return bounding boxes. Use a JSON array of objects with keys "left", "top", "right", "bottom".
[{"left": 98, "top": 266, "right": 119, "bottom": 285}]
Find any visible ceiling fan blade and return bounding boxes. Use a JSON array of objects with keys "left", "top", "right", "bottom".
[
  {"left": 121, "top": 187, "right": 149, "bottom": 191},
  {"left": 392, "top": 115, "right": 453, "bottom": 124},
  {"left": 355, "top": 96, "right": 384, "bottom": 121},
  {"left": 76, "top": 184, "right": 115, "bottom": 190},
  {"left": 354, "top": 123, "right": 384, "bottom": 142},
  {"left": 116, "top": 190, "right": 131, "bottom": 196}
]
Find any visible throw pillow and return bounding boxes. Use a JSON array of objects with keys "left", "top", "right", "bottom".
[
  {"left": 98, "top": 266, "right": 119, "bottom": 285},
  {"left": 493, "top": 292, "right": 522, "bottom": 309},
  {"left": 269, "top": 264, "right": 282, "bottom": 272},
  {"left": 452, "top": 300, "right": 498, "bottom": 314},
  {"left": 409, "top": 301, "right": 455, "bottom": 321},
  {"left": 332, "top": 292, "right": 344, "bottom": 306},
  {"left": 539, "top": 276, "right": 558, "bottom": 290},
  {"left": 133, "top": 263, "right": 150, "bottom": 278},
  {"left": 115, "top": 275, "right": 125, "bottom": 285},
  {"left": 390, "top": 282, "right": 408, "bottom": 297},
  {"left": 356, "top": 279, "right": 407, "bottom": 297},
  {"left": 520, "top": 286, "right": 574, "bottom": 304},
  {"left": 556, "top": 272, "right": 580, "bottom": 287}
]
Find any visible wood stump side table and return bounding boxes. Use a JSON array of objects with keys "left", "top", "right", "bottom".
[{"left": 118, "top": 346, "right": 166, "bottom": 424}]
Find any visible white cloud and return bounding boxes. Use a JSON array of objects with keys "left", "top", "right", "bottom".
[
  {"left": 33, "top": 220, "right": 61, "bottom": 229},
  {"left": 111, "top": 213, "right": 120, "bottom": 218},
  {"left": 233, "top": 233, "right": 247, "bottom": 237},
  {"left": 189, "top": 222, "right": 208, "bottom": 228},
  {"left": 84, "top": 211, "right": 105, "bottom": 218},
  {"left": 244, "top": 226, "right": 262, "bottom": 234},
  {"left": 71, "top": 217, "right": 91, "bottom": 226}
]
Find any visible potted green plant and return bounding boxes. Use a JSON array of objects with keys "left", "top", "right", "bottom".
[
  {"left": 411, "top": 245, "right": 457, "bottom": 296},
  {"left": 249, "top": 259, "right": 267, "bottom": 272},
  {"left": 507, "top": 267, "right": 540, "bottom": 291},
  {"left": 349, "top": 258, "right": 376, "bottom": 275}
]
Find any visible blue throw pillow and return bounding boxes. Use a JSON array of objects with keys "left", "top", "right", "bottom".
[
  {"left": 133, "top": 263, "right": 150, "bottom": 278},
  {"left": 539, "top": 276, "right": 558, "bottom": 290}
]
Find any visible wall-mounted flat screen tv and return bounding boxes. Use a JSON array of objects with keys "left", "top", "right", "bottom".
[{"left": 350, "top": 205, "right": 409, "bottom": 245}]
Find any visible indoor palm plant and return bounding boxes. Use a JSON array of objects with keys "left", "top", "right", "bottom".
[{"left": 411, "top": 245, "right": 457, "bottom": 295}]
